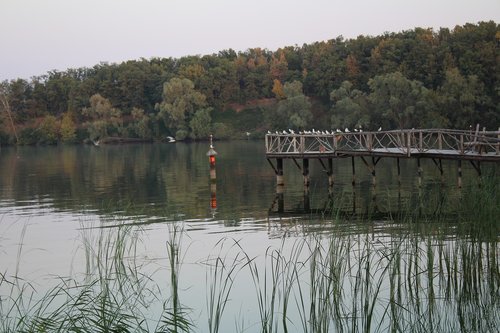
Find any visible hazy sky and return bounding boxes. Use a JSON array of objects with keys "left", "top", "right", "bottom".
[{"left": 1, "top": 0, "right": 499, "bottom": 80}]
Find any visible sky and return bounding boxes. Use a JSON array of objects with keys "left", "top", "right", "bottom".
[{"left": 1, "top": 0, "right": 499, "bottom": 81}]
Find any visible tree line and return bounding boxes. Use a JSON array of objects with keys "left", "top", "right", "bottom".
[{"left": 0, "top": 21, "right": 498, "bottom": 145}]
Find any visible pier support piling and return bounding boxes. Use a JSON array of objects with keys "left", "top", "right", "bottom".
[
  {"left": 397, "top": 158, "right": 401, "bottom": 186},
  {"left": 417, "top": 158, "right": 422, "bottom": 188},
  {"left": 328, "top": 158, "right": 334, "bottom": 188},
  {"left": 470, "top": 160, "right": 482, "bottom": 187},
  {"left": 302, "top": 158, "right": 310, "bottom": 187},
  {"left": 458, "top": 160, "right": 462, "bottom": 189},
  {"left": 351, "top": 156, "right": 356, "bottom": 186},
  {"left": 276, "top": 158, "right": 284, "bottom": 187}
]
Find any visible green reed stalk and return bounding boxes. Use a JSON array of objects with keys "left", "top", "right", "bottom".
[
  {"left": 156, "top": 222, "right": 193, "bottom": 333},
  {"left": 205, "top": 238, "right": 244, "bottom": 333}
]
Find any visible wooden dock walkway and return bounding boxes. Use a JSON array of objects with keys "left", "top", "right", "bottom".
[
  {"left": 266, "top": 128, "right": 500, "bottom": 161},
  {"left": 265, "top": 128, "right": 500, "bottom": 188}
]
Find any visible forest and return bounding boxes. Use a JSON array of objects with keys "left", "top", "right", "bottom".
[{"left": 0, "top": 21, "right": 498, "bottom": 145}]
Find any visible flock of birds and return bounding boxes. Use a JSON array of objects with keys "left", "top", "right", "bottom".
[{"left": 267, "top": 127, "right": 382, "bottom": 135}]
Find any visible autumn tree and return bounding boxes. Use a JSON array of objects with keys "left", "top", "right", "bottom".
[
  {"left": 345, "top": 54, "right": 361, "bottom": 81},
  {"left": 270, "top": 51, "right": 288, "bottom": 81},
  {"left": 60, "top": 112, "right": 77, "bottom": 143},
  {"left": 272, "top": 79, "right": 286, "bottom": 100}
]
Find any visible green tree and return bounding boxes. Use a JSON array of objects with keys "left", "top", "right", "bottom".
[
  {"left": 368, "top": 72, "right": 432, "bottom": 129},
  {"left": 212, "top": 122, "right": 234, "bottom": 139},
  {"left": 156, "top": 78, "right": 207, "bottom": 137},
  {"left": 82, "top": 94, "right": 122, "bottom": 140},
  {"left": 189, "top": 108, "right": 213, "bottom": 139},
  {"left": 272, "top": 81, "right": 312, "bottom": 129},
  {"left": 437, "top": 68, "right": 488, "bottom": 128},
  {"left": 330, "top": 81, "right": 369, "bottom": 128},
  {"left": 131, "top": 107, "right": 152, "bottom": 139}
]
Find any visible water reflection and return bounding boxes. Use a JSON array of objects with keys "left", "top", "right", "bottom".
[
  {"left": 0, "top": 142, "right": 498, "bottom": 332},
  {"left": 269, "top": 180, "right": 456, "bottom": 221}
]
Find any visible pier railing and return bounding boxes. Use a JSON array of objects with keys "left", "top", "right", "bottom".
[{"left": 265, "top": 128, "right": 500, "bottom": 161}]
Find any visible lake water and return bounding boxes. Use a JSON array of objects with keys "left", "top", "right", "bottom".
[{"left": 0, "top": 141, "right": 498, "bottom": 332}]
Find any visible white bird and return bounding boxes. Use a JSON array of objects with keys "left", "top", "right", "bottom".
[
  {"left": 325, "top": 130, "right": 330, "bottom": 135},
  {"left": 282, "top": 130, "right": 287, "bottom": 134},
  {"left": 267, "top": 130, "right": 271, "bottom": 134},
  {"left": 289, "top": 129, "right": 295, "bottom": 134},
  {"left": 336, "top": 129, "right": 341, "bottom": 133},
  {"left": 345, "top": 128, "right": 350, "bottom": 133},
  {"left": 377, "top": 127, "right": 382, "bottom": 131},
  {"left": 354, "top": 128, "right": 358, "bottom": 132}
]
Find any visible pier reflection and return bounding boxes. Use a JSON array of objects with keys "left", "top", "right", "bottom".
[{"left": 268, "top": 182, "right": 454, "bottom": 221}]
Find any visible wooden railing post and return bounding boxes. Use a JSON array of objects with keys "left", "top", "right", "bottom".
[
  {"left": 496, "top": 127, "right": 500, "bottom": 155},
  {"left": 406, "top": 131, "right": 411, "bottom": 157},
  {"left": 419, "top": 130, "right": 423, "bottom": 152}
]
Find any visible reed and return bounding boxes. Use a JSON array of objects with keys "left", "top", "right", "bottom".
[
  {"left": 204, "top": 238, "right": 244, "bottom": 333},
  {"left": 157, "top": 222, "right": 193, "bottom": 333}
]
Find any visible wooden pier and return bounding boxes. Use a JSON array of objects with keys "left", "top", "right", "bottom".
[{"left": 265, "top": 127, "right": 500, "bottom": 189}]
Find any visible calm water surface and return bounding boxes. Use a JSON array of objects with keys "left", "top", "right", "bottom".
[{"left": 0, "top": 141, "right": 498, "bottom": 332}]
